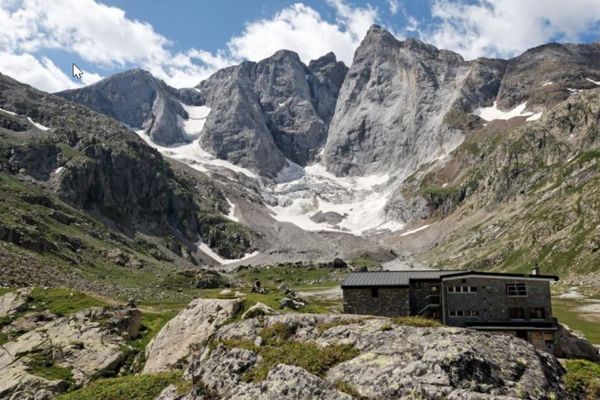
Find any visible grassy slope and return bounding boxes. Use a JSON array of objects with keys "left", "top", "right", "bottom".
[{"left": 407, "top": 90, "right": 600, "bottom": 285}]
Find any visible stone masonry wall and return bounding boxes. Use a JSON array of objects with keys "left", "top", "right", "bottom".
[{"left": 343, "top": 287, "right": 409, "bottom": 317}]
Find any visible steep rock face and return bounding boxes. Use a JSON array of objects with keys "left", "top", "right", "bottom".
[
  {"left": 496, "top": 42, "right": 600, "bottom": 109},
  {"left": 323, "top": 25, "right": 490, "bottom": 177},
  {"left": 58, "top": 69, "right": 201, "bottom": 145},
  {"left": 197, "top": 51, "right": 347, "bottom": 176}
]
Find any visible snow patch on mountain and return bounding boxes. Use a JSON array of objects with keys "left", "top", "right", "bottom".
[
  {"left": 178, "top": 103, "right": 211, "bottom": 137},
  {"left": 400, "top": 224, "right": 431, "bottom": 236},
  {"left": 224, "top": 198, "right": 240, "bottom": 222},
  {"left": 135, "top": 130, "right": 258, "bottom": 179},
  {"left": 473, "top": 101, "right": 535, "bottom": 121},
  {"left": 0, "top": 107, "right": 16, "bottom": 116},
  {"left": 526, "top": 112, "right": 543, "bottom": 121},
  {"left": 27, "top": 117, "right": 49, "bottom": 131},
  {"left": 586, "top": 77, "right": 600, "bottom": 86},
  {"left": 197, "top": 241, "right": 260, "bottom": 265}
]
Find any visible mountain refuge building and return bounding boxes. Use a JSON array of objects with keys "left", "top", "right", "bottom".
[{"left": 341, "top": 269, "right": 559, "bottom": 353}]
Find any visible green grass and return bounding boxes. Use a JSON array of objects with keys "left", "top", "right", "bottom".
[
  {"left": 563, "top": 360, "right": 600, "bottom": 400},
  {"left": 0, "top": 287, "right": 14, "bottom": 296},
  {"left": 553, "top": 298, "right": 600, "bottom": 344},
  {"left": 29, "top": 288, "right": 107, "bottom": 317},
  {"left": 128, "top": 312, "right": 176, "bottom": 353},
  {"left": 57, "top": 371, "right": 187, "bottom": 400},
  {"left": 198, "top": 287, "right": 341, "bottom": 318},
  {"left": 219, "top": 322, "right": 359, "bottom": 382},
  {"left": 26, "top": 352, "right": 74, "bottom": 382},
  {"left": 235, "top": 264, "right": 339, "bottom": 287},
  {"left": 390, "top": 316, "right": 442, "bottom": 328},
  {"left": 349, "top": 255, "right": 380, "bottom": 270}
]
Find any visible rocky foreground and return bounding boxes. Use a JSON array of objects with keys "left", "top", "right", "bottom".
[
  {"left": 152, "top": 299, "right": 568, "bottom": 400},
  {"left": 2, "top": 291, "right": 599, "bottom": 399}
]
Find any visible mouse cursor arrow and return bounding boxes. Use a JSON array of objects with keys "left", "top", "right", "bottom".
[{"left": 72, "top": 63, "right": 84, "bottom": 79}]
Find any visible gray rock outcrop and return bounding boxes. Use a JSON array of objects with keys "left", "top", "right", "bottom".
[
  {"left": 323, "top": 25, "right": 600, "bottom": 180},
  {"left": 0, "top": 306, "right": 141, "bottom": 399},
  {"left": 58, "top": 69, "right": 202, "bottom": 145},
  {"left": 142, "top": 298, "right": 242, "bottom": 374},
  {"left": 168, "top": 312, "right": 567, "bottom": 400},
  {"left": 323, "top": 25, "right": 487, "bottom": 177},
  {"left": 555, "top": 323, "right": 600, "bottom": 361},
  {"left": 197, "top": 50, "right": 348, "bottom": 176}
]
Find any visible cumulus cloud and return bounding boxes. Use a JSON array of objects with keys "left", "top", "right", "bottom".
[
  {"left": 425, "top": 0, "right": 600, "bottom": 59},
  {"left": 227, "top": 1, "right": 375, "bottom": 66},
  {"left": 0, "top": 0, "right": 377, "bottom": 91},
  {"left": 0, "top": 53, "right": 77, "bottom": 92}
]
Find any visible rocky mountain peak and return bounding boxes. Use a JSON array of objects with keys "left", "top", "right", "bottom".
[{"left": 58, "top": 68, "right": 195, "bottom": 145}]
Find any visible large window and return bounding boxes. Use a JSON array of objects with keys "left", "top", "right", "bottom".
[
  {"left": 449, "top": 310, "right": 479, "bottom": 317},
  {"left": 448, "top": 286, "right": 477, "bottom": 293},
  {"left": 505, "top": 283, "right": 527, "bottom": 297}
]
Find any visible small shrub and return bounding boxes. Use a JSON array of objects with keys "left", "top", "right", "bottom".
[
  {"left": 563, "top": 359, "right": 600, "bottom": 400},
  {"left": 26, "top": 352, "right": 73, "bottom": 383},
  {"left": 243, "top": 341, "right": 359, "bottom": 382}
]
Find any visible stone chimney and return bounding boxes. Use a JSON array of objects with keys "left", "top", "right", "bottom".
[{"left": 531, "top": 265, "right": 540, "bottom": 275}]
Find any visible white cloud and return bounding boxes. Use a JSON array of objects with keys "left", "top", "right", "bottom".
[
  {"left": 426, "top": 0, "right": 600, "bottom": 59},
  {"left": 0, "top": 0, "right": 377, "bottom": 91},
  {"left": 227, "top": 2, "right": 376, "bottom": 66},
  {"left": 0, "top": 53, "right": 78, "bottom": 92},
  {"left": 387, "top": 0, "right": 400, "bottom": 15}
]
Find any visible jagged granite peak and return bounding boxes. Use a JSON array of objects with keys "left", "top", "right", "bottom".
[
  {"left": 323, "top": 25, "right": 478, "bottom": 177},
  {"left": 197, "top": 49, "right": 347, "bottom": 176},
  {"left": 58, "top": 68, "right": 201, "bottom": 145},
  {"left": 308, "top": 52, "right": 349, "bottom": 123}
]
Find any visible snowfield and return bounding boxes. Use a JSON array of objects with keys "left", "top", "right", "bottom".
[
  {"left": 178, "top": 103, "right": 211, "bottom": 137},
  {"left": 265, "top": 159, "right": 404, "bottom": 235},
  {"left": 473, "top": 101, "right": 538, "bottom": 121}
]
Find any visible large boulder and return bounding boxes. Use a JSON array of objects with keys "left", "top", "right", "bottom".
[
  {"left": 174, "top": 314, "right": 567, "bottom": 400},
  {"left": 142, "top": 298, "right": 242, "bottom": 374},
  {"left": 555, "top": 323, "right": 600, "bottom": 361}
]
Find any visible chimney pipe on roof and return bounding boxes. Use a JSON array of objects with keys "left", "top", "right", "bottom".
[{"left": 532, "top": 265, "right": 540, "bottom": 275}]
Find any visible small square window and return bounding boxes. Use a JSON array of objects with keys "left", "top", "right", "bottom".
[
  {"left": 456, "top": 310, "right": 464, "bottom": 316},
  {"left": 470, "top": 287, "right": 477, "bottom": 292},
  {"left": 370, "top": 288, "right": 379, "bottom": 298}
]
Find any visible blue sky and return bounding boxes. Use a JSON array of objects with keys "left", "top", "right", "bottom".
[{"left": 1, "top": 0, "right": 599, "bottom": 92}]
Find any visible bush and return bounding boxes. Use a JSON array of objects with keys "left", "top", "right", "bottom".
[{"left": 563, "top": 360, "right": 600, "bottom": 400}]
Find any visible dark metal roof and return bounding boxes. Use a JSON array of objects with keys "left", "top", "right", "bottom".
[
  {"left": 341, "top": 270, "right": 465, "bottom": 288},
  {"left": 441, "top": 271, "right": 560, "bottom": 281},
  {"left": 341, "top": 269, "right": 559, "bottom": 288}
]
